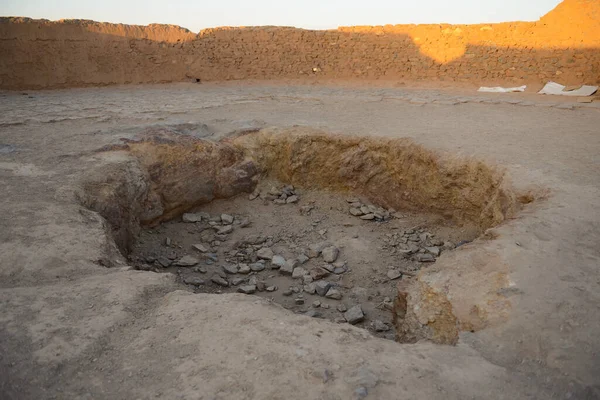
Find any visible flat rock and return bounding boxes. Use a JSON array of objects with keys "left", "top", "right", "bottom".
[
  {"left": 297, "top": 254, "right": 309, "bottom": 264},
  {"left": 217, "top": 225, "right": 233, "bottom": 235},
  {"left": 249, "top": 262, "right": 266, "bottom": 272},
  {"left": 192, "top": 243, "right": 210, "bottom": 253},
  {"left": 237, "top": 285, "right": 256, "bottom": 294},
  {"left": 286, "top": 195, "right": 299, "bottom": 204},
  {"left": 182, "top": 276, "right": 205, "bottom": 286},
  {"left": 221, "top": 214, "right": 234, "bottom": 224},
  {"left": 344, "top": 305, "right": 365, "bottom": 324},
  {"left": 211, "top": 275, "right": 229, "bottom": 287},
  {"left": 360, "top": 213, "right": 375, "bottom": 220},
  {"left": 310, "top": 267, "right": 331, "bottom": 280},
  {"left": 281, "top": 259, "right": 297, "bottom": 275},
  {"left": 426, "top": 246, "right": 441, "bottom": 256},
  {"left": 271, "top": 255, "right": 286, "bottom": 269},
  {"left": 415, "top": 253, "right": 436, "bottom": 262},
  {"left": 282, "top": 288, "right": 293, "bottom": 296},
  {"left": 315, "top": 280, "right": 332, "bottom": 296},
  {"left": 176, "top": 255, "right": 199, "bottom": 267},
  {"left": 182, "top": 212, "right": 207, "bottom": 223},
  {"left": 292, "top": 267, "right": 308, "bottom": 279},
  {"left": 322, "top": 246, "right": 339, "bottom": 263},
  {"left": 373, "top": 320, "right": 390, "bottom": 332},
  {"left": 223, "top": 264, "right": 239, "bottom": 274},
  {"left": 232, "top": 277, "right": 246, "bottom": 286},
  {"left": 387, "top": 270, "right": 402, "bottom": 280},
  {"left": 349, "top": 207, "right": 364, "bottom": 216},
  {"left": 265, "top": 286, "right": 278, "bottom": 292},
  {"left": 238, "top": 263, "right": 251, "bottom": 274},
  {"left": 312, "top": 300, "right": 321, "bottom": 308},
  {"left": 256, "top": 247, "right": 274, "bottom": 260},
  {"left": 337, "top": 304, "right": 348, "bottom": 312},
  {"left": 325, "top": 288, "right": 342, "bottom": 300}
]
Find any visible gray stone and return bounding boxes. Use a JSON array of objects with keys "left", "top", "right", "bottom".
[
  {"left": 387, "top": 270, "right": 402, "bottom": 280},
  {"left": 286, "top": 195, "right": 299, "bottom": 204},
  {"left": 360, "top": 205, "right": 370, "bottom": 214},
  {"left": 182, "top": 212, "right": 206, "bottom": 223},
  {"left": 315, "top": 281, "right": 332, "bottom": 296},
  {"left": 312, "top": 300, "right": 321, "bottom": 308},
  {"left": 292, "top": 267, "right": 308, "bottom": 279},
  {"left": 349, "top": 207, "right": 364, "bottom": 216},
  {"left": 373, "top": 320, "right": 390, "bottom": 332},
  {"left": 302, "top": 275, "right": 314, "bottom": 284},
  {"left": 346, "top": 197, "right": 360, "bottom": 203},
  {"left": 176, "top": 255, "right": 199, "bottom": 267},
  {"left": 217, "top": 225, "right": 233, "bottom": 235},
  {"left": 158, "top": 257, "right": 172, "bottom": 267},
  {"left": 305, "top": 310, "right": 320, "bottom": 318},
  {"left": 334, "top": 267, "right": 347, "bottom": 275},
  {"left": 273, "top": 199, "right": 286, "bottom": 205},
  {"left": 271, "top": 255, "right": 286, "bottom": 269},
  {"left": 297, "top": 254, "right": 309, "bottom": 264},
  {"left": 256, "top": 281, "right": 266, "bottom": 292},
  {"left": 192, "top": 243, "right": 210, "bottom": 253},
  {"left": 303, "top": 283, "right": 317, "bottom": 294},
  {"left": 237, "top": 285, "right": 256, "bottom": 294},
  {"left": 322, "top": 246, "right": 339, "bottom": 263},
  {"left": 238, "top": 263, "right": 251, "bottom": 274},
  {"left": 322, "top": 264, "right": 336, "bottom": 273},
  {"left": 295, "top": 297, "right": 305, "bottom": 305},
  {"left": 325, "top": 288, "right": 343, "bottom": 300},
  {"left": 182, "top": 276, "right": 204, "bottom": 286},
  {"left": 256, "top": 247, "right": 274, "bottom": 260},
  {"left": 360, "top": 213, "right": 375, "bottom": 220},
  {"left": 425, "top": 246, "right": 441, "bottom": 256},
  {"left": 211, "top": 276, "right": 229, "bottom": 287},
  {"left": 266, "top": 286, "right": 278, "bottom": 292},
  {"left": 240, "top": 218, "right": 251, "bottom": 228},
  {"left": 337, "top": 304, "right": 347, "bottom": 312},
  {"left": 221, "top": 214, "right": 234, "bottom": 224},
  {"left": 415, "top": 253, "right": 436, "bottom": 262},
  {"left": 283, "top": 288, "right": 293, "bottom": 296},
  {"left": 223, "top": 264, "right": 239, "bottom": 274},
  {"left": 249, "top": 262, "right": 266, "bottom": 272},
  {"left": 281, "top": 259, "right": 298, "bottom": 275},
  {"left": 232, "top": 277, "right": 246, "bottom": 286},
  {"left": 344, "top": 305, "right": 365, "bottom": 324},
  {"left": 308, "top": 242, "right": 328, "bottom": 258},
  {"left": 165, "top": 237, "right": 172, "bottom": 246},
  {"left": 355, "top": 387, "right": 368, "bottom": 399}
]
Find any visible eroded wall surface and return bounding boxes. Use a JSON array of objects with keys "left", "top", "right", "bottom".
[{"left": 1, "top": 0, "right": 598, "bottom": 89}]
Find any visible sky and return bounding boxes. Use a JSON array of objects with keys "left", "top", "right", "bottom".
[{"left": 1, "top": 0, "right": 563, "bottom": 32}]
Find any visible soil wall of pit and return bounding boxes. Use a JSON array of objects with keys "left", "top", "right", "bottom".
[{"left": 1, "top": 0, "right": 599, "bottom": 89}]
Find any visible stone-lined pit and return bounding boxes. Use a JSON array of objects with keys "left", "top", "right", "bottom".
[{"left": 79, "top": 126, "right": 525, "bottom": 344}]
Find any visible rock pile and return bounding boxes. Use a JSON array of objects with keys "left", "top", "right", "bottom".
[
  {"left": 380, "top": 229, "right": 455, "bottom": 262},
  {"left": 346, "top": 198, "right": 394, "bottom": 222},
  {"left": 249, "top": 184, "right": 299, "bottom": 205}
]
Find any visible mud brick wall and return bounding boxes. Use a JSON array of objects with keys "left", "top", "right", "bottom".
[{"left": 1, "top": 0, "right": 598, "bottom": 90}]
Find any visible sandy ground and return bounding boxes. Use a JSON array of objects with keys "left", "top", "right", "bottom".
[{"left": 1, "top": 81, "right": 599, "bottom": 399}]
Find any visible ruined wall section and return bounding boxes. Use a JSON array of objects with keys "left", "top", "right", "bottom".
[{"left": 0, "top": 0, "right": 598, "bottom": 89}]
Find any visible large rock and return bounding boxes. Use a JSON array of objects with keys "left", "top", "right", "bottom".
[
  {"left": 344, "top": 305, "right": 365, "bottom": 324},
  {"left": 322, "top": 246, "right": 339, "bottom": 263},
  {"left": 176, "top": 255, "right": 199, "bottom": 267},
  {"left": 257, "top": 247, "right": 274, "bottom": 260},
  {"left": 315, "top": 281, "right": 332, "bottom": 296}
]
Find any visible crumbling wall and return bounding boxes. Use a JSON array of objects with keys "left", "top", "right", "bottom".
[{"left": 1, "top": 0, "right": 598, "bottom": 89}]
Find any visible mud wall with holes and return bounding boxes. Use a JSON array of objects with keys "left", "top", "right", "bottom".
[{"left": 1, "top": 0, "right": 599, "bottom": 90}]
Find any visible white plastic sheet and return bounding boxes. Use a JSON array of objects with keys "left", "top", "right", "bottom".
[
  {"left": 478, "top": 85, "right": 527, "bottom": 93},
  {"left": 538, "top": 82, "right": 598, "bottom": 96}
]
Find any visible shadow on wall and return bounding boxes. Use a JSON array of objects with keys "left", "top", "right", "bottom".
[{"left": 0, "top": 0, "right": 598, "bottom": 89}]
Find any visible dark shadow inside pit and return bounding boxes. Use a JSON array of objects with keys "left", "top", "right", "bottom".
[{"left": 78, "top": 126, "right": 530, "bottom": 343}]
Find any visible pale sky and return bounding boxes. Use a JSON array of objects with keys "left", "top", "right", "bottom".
[{"left": 1, "top": 0, "right": 562, "bottom": 32}]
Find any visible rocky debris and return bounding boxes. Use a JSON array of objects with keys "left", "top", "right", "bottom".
[
  {"left": 182, "top": 275, "right": 205, "bottom": 286},
  {"left": 217, "top": 225, "right": 233, "bottom": 235},
  {"left": 211, "top": 275, "right": 229, "bottom": 287},
  {"left": 223, "top": 264, "right": 239, "bottom": 274},
  {"left": 257, "top": 247, "right": 274, "bottom": 260},
  {"left": 182, "top": 212, "right": 207, "bottom": 223},
  {"left": 379, "top": 228, "right": 451, "bottom": 263},
  {"left": 310, "top": 267, "right": 330, "bottom": 280},
  {"left": 303, "top": 283, "right": 317, "bottom": 294},
  {"left": 221, "top": 214, "right": 234, "bottom": 224},
  {"left": 238, "top": 263, "right": 251, "bottom": 274},
  {"left": 297, "top": 254, "right": 309, "bottom": 264},
  {"left": 337, "top": 304, "right": 348, "bottom": 313},
  {"left": 347, "top": 200, "right": 392, "bottom": 222},
  {"left": 249, "top": 262, "right": 266, "bottom": 272},
  {"left": 387, "top": 270, "right": 402, "bottom": 280},
  {"left": 344, "top": 305, "right": 365, "bottom": 324},
  {"left": 157, "top": 257, "right": 172, "bottom": 267},
  {"left": 266, "top": 285, "right": 277, "bottom": 292},
  {"left": 415, "top": 253, "right": 435, "bottom": 262},
  {"left": 322, "top": 246, "right": 339, "bottom": 263},
  {"left": 373, "top": 320, "right": 390, "bottom": 332},
  {"left": 248, "top": 189, "right": 260, "bottom": 201},
  {"left": 237, "top": 285, "right": 256, "bottom": 294},
  {"left": 315, "top": 281, "right": 332, "bottom": 296},
  {"left": 425, "top": 246, "right": 441, "bottom": 256},
  {"left": 281, "top": 259, "right": 298, "bottom": 275},
  {"left": 232, "top": 277, "right": 246, "bottom": 286},
  {"left": 321, "top": 303, "right": 330, "bottom": 309},
  {"left": 308, "top": 242, "right": 328, "bottom": 258},
  {"left": 256, "top": 184, "right": 301, "bottom": 205},
  {"left": 192, "top": 243, "right": 210, "bottom": 253},
  {"left": 292, "top": 267, "right": 308, "bottom": 279},
  {"left": 271, "top": 255, "right": 286, "bottom": 269},
  {"left": 286, "top": 195, "right": 299, "bottom": 204},
  {"left": 325, "top": 288, "right": 343, "bottom": 300},
  {"left": 312, "top": 300, "right": 322, "bottom": 308},
  {"left": 176, "top": 255, "right": 199, "bottom": 267}
]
